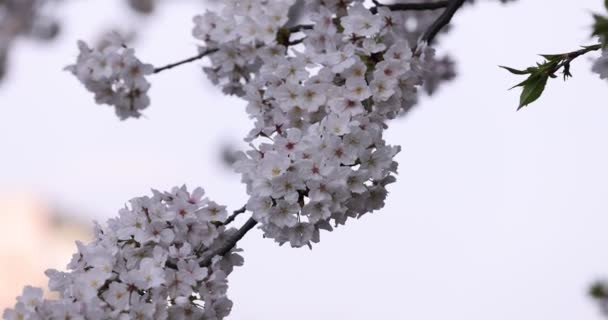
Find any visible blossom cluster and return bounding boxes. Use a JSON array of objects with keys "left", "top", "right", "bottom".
[
  {"left": 66, "top": 33, "right": 154, "bottom": 120},
  {"left": 0, "top": 0, "right": 61, "bottom": 82},
  {"left": 191, "top": 0, "right": 445, "bottom": 247},
  {"left": 373, "top": 2, "right": 456, "bottom": 96},
  {"left": 3, "top": 186, "right": 243, "bottom": 320},
  {"left": 191, "top": 0, "right": 296, "bottom": 96}
]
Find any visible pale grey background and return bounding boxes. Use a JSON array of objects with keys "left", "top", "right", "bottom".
[{"left": 1, "top": 0, "right": 607, "bottom": 319}]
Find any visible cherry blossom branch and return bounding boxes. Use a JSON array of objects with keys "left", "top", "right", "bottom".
[
  {"left": 370, "top": 0, "right": 449, "bottom": 13},
  {"left": 153, "top": 0, "right": 453, "bottom": 75},
  {"left": 421, "top": 0, "right": 467, "bottom": 44},
  {"left": 289, "top": 0, "right": 451, "bottom": 36},
  {"left": 155, "top": 24, "right": 313, "bottom": 74},
  {"left": 222, "top": 205, "right": 247, "bottom": 226},
  {"left": 9, "top": 1, "right": 472, "bottom": 317},
  {"left": 200, "top": 217, "right": 258, "bottom": 268},
  {"left": 152, "top": 47, "right": 219, "bottom": 74},
  {"left": 164, "top": 206, "right": 253, "bottom": 271}
]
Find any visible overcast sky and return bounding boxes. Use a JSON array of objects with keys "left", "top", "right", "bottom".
[{"left": 1, "top": 0, "right": 608, "bottom": 319}]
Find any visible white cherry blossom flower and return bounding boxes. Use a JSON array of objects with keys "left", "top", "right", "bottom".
[{"left": 341, "top": 3, "right": 381, "bottom": 37}]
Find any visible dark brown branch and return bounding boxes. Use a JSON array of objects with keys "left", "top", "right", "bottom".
[
  {"left": 288, "top": 24, "right": 313, "bottom": 34},
  {"left": 222, "top": 205, "right": 247, "bottom": 226},
  {"left": 421, "top": 0, "right": 466, "bottom": 44},
  {"left": 167, "top": 206, "right": 251, "bottom": 270},
  {"left": 550, "top": 44, "right": 602, "bottom": 79},
  {"left": 200, "top": 217, "right": 258, "bottom": 268},
  {"left": 153, "top": 48, "right": 219, "bottom": 74},
  {"left": 370, "top": 0, "right": 449, "bottom": 13},
  {"left": 288, "top": 38, "right": 306, "bottom": 46}
]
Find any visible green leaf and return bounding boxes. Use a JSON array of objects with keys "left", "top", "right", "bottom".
[
  {"left": 592, "top": 14, "right": 608, "bottom": 40},
  {"left": 499, "top": 65, "right": 532, "bottom": 75},
  {"left": 539, "top": 53, "right": 563, "bottom": 61},
  {"left": 518, "top": 74, "right": 548, "bottom": 110},
  {"left": 590, "top": 282, "right": 607, "bottom": 299},
  {"left": 582, "top": 44, "right": 603, "bottom": 50},
  {"left": 334, "top": 18, "right": 344, "bottom": 33},
  {"left": 275, "top": 27, "right": 291, "bottom": 46},
  {"left": 605, "top": 0, "right": 608, "bottom": 10},
  {"left": 509, "top": 72, "right": 539, "bottom": 89}
]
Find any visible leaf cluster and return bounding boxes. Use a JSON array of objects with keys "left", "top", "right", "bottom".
[
  {"left": 592, "top": 0, "right": 608, "bottom": 43},
  {"left": 500, "top": 2, "right": 608, "bottom": 110},
  {"left": 590, "top": 282, "right": 608, "bottom": 300},
  {"left": 500, "top": 54, "right": 567, "bottom": 110},
  {"left": 500, "top": 42, "right": 601, "bottom": 110}
]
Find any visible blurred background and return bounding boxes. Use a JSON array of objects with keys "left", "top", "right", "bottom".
[{"left": 1, "top": 0, "right": 608, "bottom": 319}]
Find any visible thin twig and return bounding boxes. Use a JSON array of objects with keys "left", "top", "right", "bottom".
[
  {"left": 421, "top": 0, "right": 466, "bottom": 44},
  {"left": 153, "top": 48, "right": 219, "bottom": 74},
  {"left": 288, "top": 24, "right": 314, "bottom": 34},
  {"left": 288, "top": 38, "right": 306, "bottom": 46},
  {"left": 154, "top": 24, "right": 310, "bottom": 74},
  {"left": 223, "top": 205, "right": 247, "bottom": 226},
  {"left": 370, "top": 0, "right": 449, "bottom": 14},
  {"left": 550, "top": 44, "right": 602, "bottom": 79},
  {"left": 200, "top": 217, "right": 258, "bottom": 268}
]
